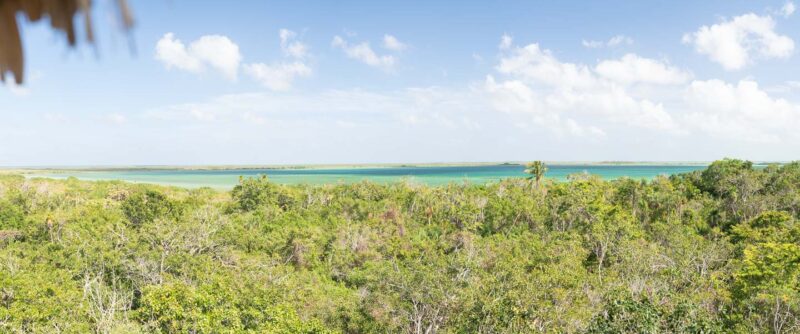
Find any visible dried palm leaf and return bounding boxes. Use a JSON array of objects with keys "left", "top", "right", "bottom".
[{"left": 0, "top": 0, "right": 134, "bottom": 84}]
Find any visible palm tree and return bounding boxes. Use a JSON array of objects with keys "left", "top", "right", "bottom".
[{"left": 524, "top": 161, "right": 548, "bottom": 188}]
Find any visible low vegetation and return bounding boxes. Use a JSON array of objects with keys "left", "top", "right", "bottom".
[{"left": 0, "top": 159, "right": 799, "bottom": 333}]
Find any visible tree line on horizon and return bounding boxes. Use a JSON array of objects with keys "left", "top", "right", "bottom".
[{"left": 0, "top": 158, "right": 799, "bottom": 333}]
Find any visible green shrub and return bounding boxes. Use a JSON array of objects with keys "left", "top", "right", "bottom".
[
  {"left": 231, "top": 176, "right": 296, "bottom": 212},
  {"left": 0, "top": 200, "right": 24, "bottom": 229},
  {"left": 121, "top": 190, "right": 178, "bottom": 226}
]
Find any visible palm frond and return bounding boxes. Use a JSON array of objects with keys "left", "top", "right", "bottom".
[{"left": 0, "top": 0, "right": 134, "bottom": 84}]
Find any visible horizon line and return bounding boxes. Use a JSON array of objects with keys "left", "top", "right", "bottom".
[{"left": 1, "top": 159, "right": 788, "bottom": 171}]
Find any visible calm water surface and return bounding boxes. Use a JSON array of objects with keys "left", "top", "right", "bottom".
[{"left": 29, "top": 164, "right": 708, "bottom": 189}]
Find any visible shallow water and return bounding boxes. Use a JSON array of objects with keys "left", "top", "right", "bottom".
[{"left": 28, "top": 164, "right": 708, "bottom": 189}]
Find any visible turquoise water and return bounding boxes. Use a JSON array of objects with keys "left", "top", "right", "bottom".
[{"left": 28, "top": 164, "right": 708, "bottom": 189}]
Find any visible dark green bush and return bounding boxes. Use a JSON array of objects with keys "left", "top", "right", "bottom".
[{"left": 121, "top": 190, "right": 178, "bottom": 226}]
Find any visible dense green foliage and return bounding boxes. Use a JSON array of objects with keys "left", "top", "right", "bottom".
[{"left": 1, "top": 159, "right": 799, "bottom": 333}]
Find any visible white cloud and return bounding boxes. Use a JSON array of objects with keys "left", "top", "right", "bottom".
[
  {"left": 190, "top": 108, "right": 217, "bottom": 122},
  {"left": 766, "top": 80, "right": 800, "bottom": 93},
  {"left": 607, "top": 35, "right": 634, "bottom": 47},
  {"left": 155, "top": 33, "right": 242, "bottom": 80},
  {"left": 2, "top": 70, "right": 41, "bottom": 97},
  {"left": 683, "top": 79, "right": 800, "bottom": 143},
  {"left": 683, "top": 13, "right": 794, "bottom": 70},
  {"left": 582, "top": 35, "right": 633, "bottom": 48},
  {"left": 155, "top": 30, "right": 312, "bottom": 91},
  {"left": 487, "top": 41, "right": 681, "bottom": 135},
  {"left": 781, "top": 1, "right": 796, "bottom": 17},
  {"left": 105, "top": 113, "right": 128, "bottom": 124},
  {"left": 332, "top": 36, "right": 396, "bottom": 69},
  {"left": 243, "top": 29, "right": 313, "bottom": 91},
  {"left": 280, "top": 29, "right": 309, "bottom": 58},
  {"left": 581, "top": 40, "right": 603, "bottom": 48},
  {"left": 154, "top": 33, "right": 202, "bottom": 73},
  {"left": 145, "top": 87, "right": 487, "bottom": 131},
  {"left": 499, "top": 34, "right": 513, "bottom": 50},
  {"left": 43, "top": 113, "right": 67, "bottom": 123},
  {"left": 242, "top": 111, "right": 267, "bottom": 125},
  {"left": 383, "top": 34, "right": 408, "bottom": 51},
  {"left": 115, "top": 87, "right": 522, "bottom": 164},
  {"left": 488, "top": 37, "right": 800, "bottom": 145},
  {"left": 595, "top": 54, "right": 691, "bottom": 85},
  {"left": 4, "top": 81, "right": 30, "bottom": 96},
  {"left": 243, "top": 62, "right": 312, "bottom": 91}
]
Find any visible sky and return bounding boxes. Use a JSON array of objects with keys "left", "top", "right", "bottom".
[{"left": 2, "top": 0, "right": 800, "bottom": 166}]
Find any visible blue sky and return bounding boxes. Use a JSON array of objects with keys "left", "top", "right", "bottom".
[{"left": 2, "top": 0, "right": 800, "bottom": 165}]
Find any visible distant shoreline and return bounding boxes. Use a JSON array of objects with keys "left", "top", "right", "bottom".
[
  {"left": 0, "top": 161, "right": 740, "bottom": 174},
  {"left": 1, "top": 162, "right": 769, "bottom": 189}
]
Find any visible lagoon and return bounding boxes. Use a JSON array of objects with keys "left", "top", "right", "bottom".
[{"left": 24, "top": 164, "right": 709, "bottom": 189}]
